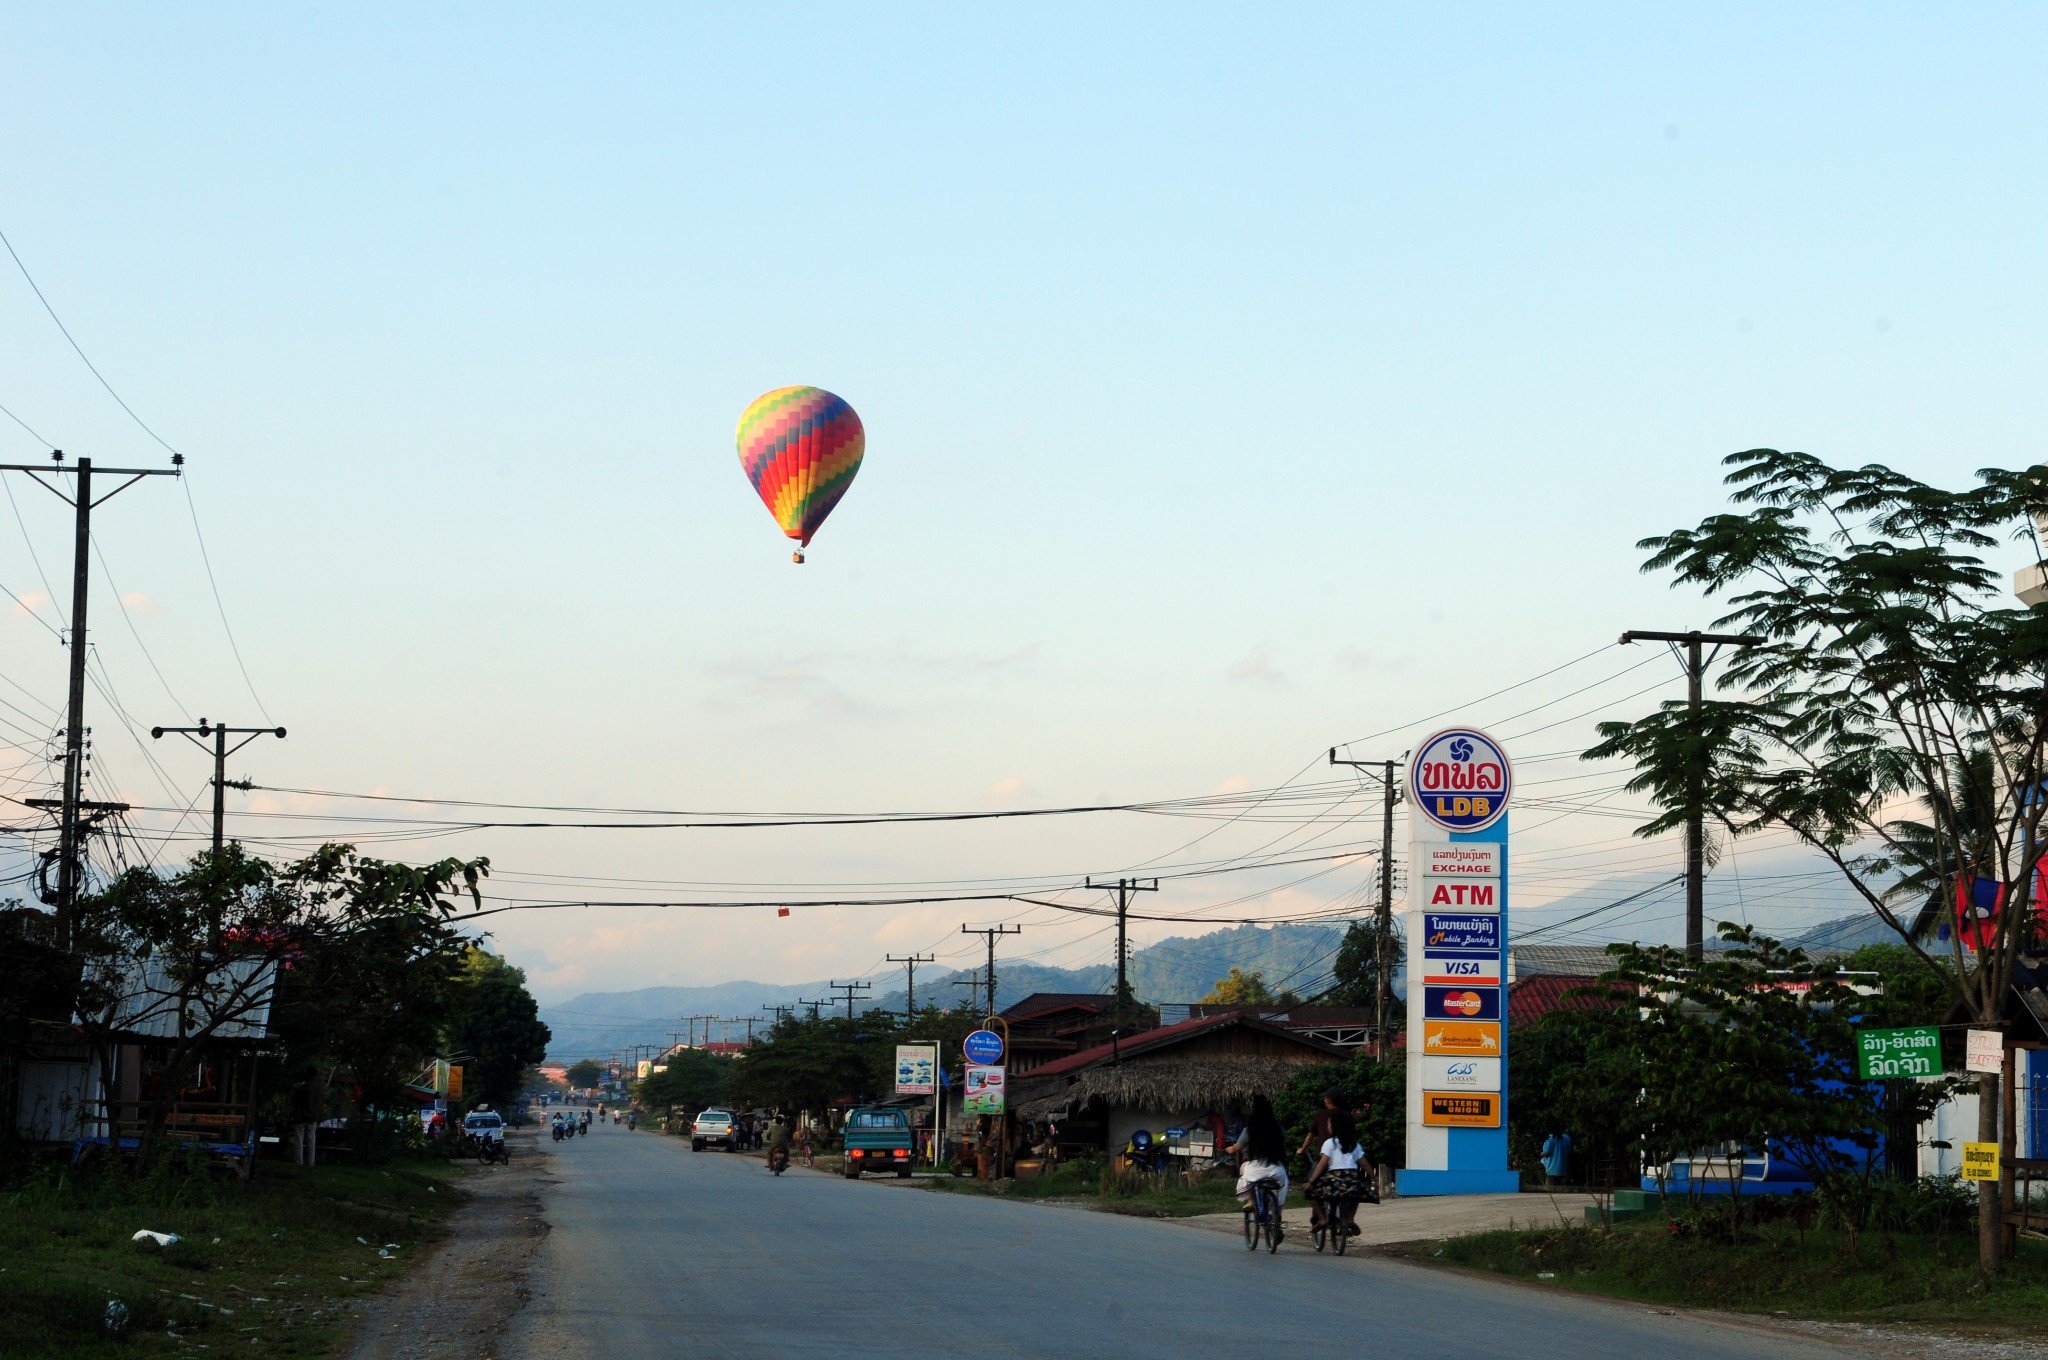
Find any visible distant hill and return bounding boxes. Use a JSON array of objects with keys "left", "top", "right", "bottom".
[
  {"left": 540, "top": 921, "right": 1356, "bottom": 1060},
  {"left": 1787, "top": 912, "right": 1913, "bottom": 953}
]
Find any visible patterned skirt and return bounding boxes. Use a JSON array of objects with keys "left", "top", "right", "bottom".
[{"left": 1312, "top": 1168, "right": 1367, "bottom": 1202}]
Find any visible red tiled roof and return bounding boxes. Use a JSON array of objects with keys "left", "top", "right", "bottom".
[
  {"left": 1020, "top": 1010, "right": 1341, "bottom": 1080},
  {"left": 1507, "top": 974, "right": 1616, "bottom": 1027}
]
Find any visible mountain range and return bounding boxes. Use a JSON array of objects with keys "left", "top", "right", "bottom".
[
  {"left": 538, "top": 891, "right": 1909, "bottom": 1060},
  {"left": 540, "top": 921, "right": 1350, "bottom": 1061}
]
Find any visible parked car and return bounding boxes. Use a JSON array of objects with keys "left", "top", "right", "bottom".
[
  {"left": 462, "top": 1108, "right": 505, "bottom": 1144},
  {"left": 842, "top": 1106, "right": 914, "bottom": 1179},
  {"left": 692, "top": 1108, "right": 738, "bottom": 1152}
]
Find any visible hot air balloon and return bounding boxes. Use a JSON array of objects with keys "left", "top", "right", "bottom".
[{"left": 735, "top": 386, "right": 864, "bottom": 563}]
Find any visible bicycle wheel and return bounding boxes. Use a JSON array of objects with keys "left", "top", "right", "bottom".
[
  {"left": 1311, "top": 1210, "right": 1327, "bottom": 1253},
  {"left": 1265, "top": 1193, "right": 1283, "bottom": 1253},
  {"left": 1243, "top": 1200, "right": 1259, "bottom": 1251},
  {"left": 1332, "top": 1201, "right": 1350, "bottom": 1256}
]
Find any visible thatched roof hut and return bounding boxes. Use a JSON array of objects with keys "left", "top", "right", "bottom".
[
  {"left": 1009, "top": 1012, "right": 1343, "bottom": 1141},
  {"left": 1015, "top": 1056, "right": 1316, "bottom": 1118}
]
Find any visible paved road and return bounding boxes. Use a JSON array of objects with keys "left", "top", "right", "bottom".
[{"left": 505, "top": 1125, "right": 1864, "bottom": 1360}]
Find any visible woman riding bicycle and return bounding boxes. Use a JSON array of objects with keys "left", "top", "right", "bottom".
[
  {"left": 1226, "top": 1094, "right": 1291, "bottom": 1238},
  {"left": 1302, "top": 1107, "right": 1369, "bottom": 1237}
]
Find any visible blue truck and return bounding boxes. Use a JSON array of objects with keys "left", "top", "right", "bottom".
[{"left": 841, "top": 1107, "right": 915, "bottom": 1179}]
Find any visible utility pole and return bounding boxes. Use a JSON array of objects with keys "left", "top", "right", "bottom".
[
  {"left": 829, "top": 980, "right": 872, "bottom": 1019},
  {"left": 2, "top": 450, "right": 181, "bottom": 948},
  {"left": 1619, "top": 629, "right": 1764, "bottom": 962},
  {"left": 797, "top": 997, "right": 823, "bottom": 1021},
  {"left": 1329, "top": 751, "right": 1401, "bottom": 1060},
  {"left": 1084, "top": 878, "right": 1158, "bottom": 1028},
  {"left": 886, "top": 952, "right": 936, "bottom": 1024},
  {"left": 150, "top": 720, "right": 286, "bottom": 853},
  {"left": 960, "top": 924, "right": 1022, "bottom": 1017}
]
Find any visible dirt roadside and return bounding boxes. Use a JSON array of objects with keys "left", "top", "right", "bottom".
[{"left": 343, "top": 1127, "right": 552, "bottom": 1360}]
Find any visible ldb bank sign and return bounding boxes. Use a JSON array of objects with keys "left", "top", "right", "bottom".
[{"left": 1402, "top": 726, "right": 1519, "bottom": 1197}]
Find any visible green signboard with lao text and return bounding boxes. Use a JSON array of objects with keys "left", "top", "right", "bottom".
[{"left": 1856, "top": 1026, "right": 1942, "bottom": 1080}]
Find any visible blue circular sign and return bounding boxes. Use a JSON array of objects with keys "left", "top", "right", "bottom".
[
  {"left": 962, "top": 1029, "right": 1004, "bottom": 1064},
  {"left": 1410, "top": 726, "right": 1512, "bottom": 833}
]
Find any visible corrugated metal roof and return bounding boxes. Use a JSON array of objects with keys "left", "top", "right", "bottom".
[
  {"left": 97, "top": 955, "right": 278, "bottom": 1042},
  {"left": 1507, "top": 944, "right": 1616, "bottom": 982}
]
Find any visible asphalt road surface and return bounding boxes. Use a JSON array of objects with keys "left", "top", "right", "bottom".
[{"left": 504, "top": 1125, "right": 1867, "bottom": 1360}]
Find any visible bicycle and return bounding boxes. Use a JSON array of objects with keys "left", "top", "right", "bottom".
[
  {"left": 1309, "top": 1192, "right": 1354, "bottom": 1255},
  {"left": 1242, "top": 1176, "right": 1283, "bottom": 1254}
]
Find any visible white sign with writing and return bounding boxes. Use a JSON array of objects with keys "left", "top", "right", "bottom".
[
  {"left": 1417, "top": 843, "right": 1504, "bottom": 914},
  {"left": 894, "top": 1044, "right": 938, "bottom": 1096},
  {"left": 1967, "top": 1029, "right": 2004, "bottom": 1075},
  {"left": 1418, "top": 1056, "right": 1501, "bottom": 1092}
]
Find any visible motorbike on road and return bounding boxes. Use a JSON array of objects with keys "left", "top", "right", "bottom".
[{"left": 768, "top": 1144, "right": 790, "bottom": 1176}]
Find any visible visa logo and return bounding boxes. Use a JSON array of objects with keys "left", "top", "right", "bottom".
[{"left": 1433, "top": 959, "right": 1487, "bottom": 977}]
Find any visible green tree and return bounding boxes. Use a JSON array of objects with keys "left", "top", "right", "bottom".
[
  {"left": 1585, "top": 448, "right": 2048, "bottom": 1269},
  {"left": 1325, "top": 920, "right": 1405, "bottom": 1008},
  {"left": 265, "top": 845, "right": 488, "bottom": 1159},
  {"left": 1881, "top": 749, "right": 2003, "bottom": 942},
  {"left": 563, "top": 1058, "right": 605, "bottom": 1091},
  {"left": 73, "top": 842, "right": 487, "bottom": 1167},
  {"left": 725, "top": 1014, "right": 889, "bottom": 1115},
  {"left": 1542, "top": 927, "right": 1962, "bottom": 1222},
  {"left": 1201, "top": 968, "right": 1274, "bottom": 1006},
  {"left": 447, "top": 949, "right": 552, "bottom": 1110},
  {"left": 722, "top": 1005, "right": 975, "bottom": 1118},
  {"left": 1273, "top": 1050, "right": 1405, "bottom": 1171},
  {"left": 636, "top": 1048, "right": 731, "bottom": 1111}
]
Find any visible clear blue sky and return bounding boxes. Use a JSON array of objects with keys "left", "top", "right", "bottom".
[{"left": 1, "top": 5, "right": 2042, "bottom": 999}]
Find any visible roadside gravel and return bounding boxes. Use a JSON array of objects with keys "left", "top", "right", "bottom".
[{"left": 344, "top": 1128, "right": 550, "bottom": 1360}]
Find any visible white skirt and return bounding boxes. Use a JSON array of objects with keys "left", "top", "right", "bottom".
[{"left": 1236, "top": 1159, "right": 1289, "bottom": 1206}]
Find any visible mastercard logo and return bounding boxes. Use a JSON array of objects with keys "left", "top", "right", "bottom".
[{"left": 1442, "top": 991, "right": 1484, "bottom": 1016}]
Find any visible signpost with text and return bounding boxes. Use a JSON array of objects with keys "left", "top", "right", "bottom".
[
  {"left": 1400, "top": 726, "right": 1518, "bottom": 1196},
  {"left": 1855, "top": 1027, "right": 1942, "bottom": 1080}
]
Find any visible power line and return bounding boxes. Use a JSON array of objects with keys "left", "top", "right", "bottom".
[
  {"left": 0, "top": 398, "right": 52, "bottom": 447},
  {"left": 180, "top": 476, "right": 273, "bottom": 725},
  {"left": 3, "top": 473, "right": 62, "bottom": 620},
  {"left": 0, "top": 225, "right": 186, "bottom": 461},
  {"left": 90, "top": 535, "right": 188, "bottom": 717}
]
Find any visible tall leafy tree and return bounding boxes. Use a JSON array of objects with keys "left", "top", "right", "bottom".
[
  {"left": 447, "top": 948, "right": 552, "bottom": 1109},
  {"left": 1201, "top": 968, "right": 1274, "bottom": 1006},
  {"left": 1325, "top": 919, "right": 1404, "bottom": 1008},
  {"left": 73, "top": 842, "right": 487, "bottom": 1166},
  {"left": 1586, "top": 448, "right": 2048, "bottom": 1269},
  {"left": 635, "top": 1048, "right": 731, "bottom": 1111}
]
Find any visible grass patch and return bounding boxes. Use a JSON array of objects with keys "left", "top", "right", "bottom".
[
  {"left": 923, "top": 1158, "right": 1241, "bottom": 1218},
  {"left": 1417, "top": 1219, "right": 2048, "bottom": 1335},
  {"left": 0, "top": 1153, "right": 461, "bottom": 1359}
]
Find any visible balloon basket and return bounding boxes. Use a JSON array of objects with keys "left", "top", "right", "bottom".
[{"left": 791, "top": 550, "right": 805, "bottom": 564}]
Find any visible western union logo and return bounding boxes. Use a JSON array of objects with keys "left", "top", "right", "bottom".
[{"left": 1422, "top": 1091, "right": 1501, "bottom": 1128}]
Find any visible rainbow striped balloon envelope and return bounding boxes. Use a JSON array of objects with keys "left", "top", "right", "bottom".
[{"left": 735, "top": 386, "right": 864, "bottom": 560}]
